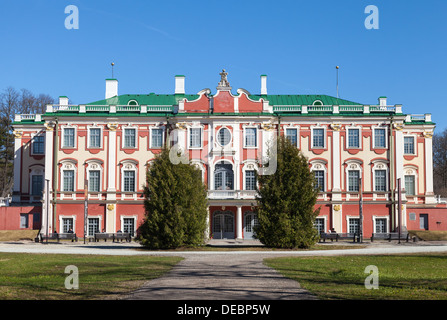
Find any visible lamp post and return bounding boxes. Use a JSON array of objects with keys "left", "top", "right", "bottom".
[{"left": 45, "top": 179, "right": 50, "bottom": 244}]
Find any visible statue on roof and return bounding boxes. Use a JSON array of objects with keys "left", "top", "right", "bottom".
[{"left": 217, "top": 69, "right": 232, "bottom": 91}]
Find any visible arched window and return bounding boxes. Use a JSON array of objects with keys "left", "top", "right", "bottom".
[{"left": 214, "top": 162, "right": 234, "bottom": 190}]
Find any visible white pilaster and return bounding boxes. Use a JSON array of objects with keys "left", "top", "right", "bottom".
[
  {"left": 424, "top": 133, "right": 435, "bottom": 204},
  {"left": 331, "top": 129, "right": 342, "bottom": 201},
  {"left": 236, "top": 206, "right": 243, "bottom": 239},
  {"left": 395, "top": 130, "right": 404, "bottom": 185},
  {"left": 12, "top": 131, "right": 23, "bottom": 203},
  {"left": 107, "top": 125, "right": 117, "bottom": 200}
]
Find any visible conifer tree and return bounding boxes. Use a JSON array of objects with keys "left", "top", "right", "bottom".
[
  {"left": 254, "top": 135, "right": 320, "bottom": 248},
  {"left": 138, "top": 147, "right": 208, "bottom": 249}
]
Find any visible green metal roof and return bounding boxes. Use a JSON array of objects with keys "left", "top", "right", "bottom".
[
  {"left": 86, "top": 93, "right": 199, "bottom": 106},
  {"left": 86, "top": 93, "right": 361, "bottom": 107},
  {"left": 249, "top": 94, "right": 362, "bottom": 106}
]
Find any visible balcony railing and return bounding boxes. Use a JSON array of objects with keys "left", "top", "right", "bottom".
[
  {"left": 208, "top": 190, "right": 257, "bottom": 200},
  {"left": 45, "top": 104, "right": 174, "bottom": 114},
  {"left": 273, "top": 104, "right": 403, "bottom": 115}
]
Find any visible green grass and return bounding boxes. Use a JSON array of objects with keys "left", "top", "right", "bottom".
[
  {"left": 265, "top": 253, "right": 447, "bottom": 300},
  {"left": 0, "top": 253, "right": 182, "bottom": 300}
]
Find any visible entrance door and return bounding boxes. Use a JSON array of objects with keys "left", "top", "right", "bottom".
[
  {"left": 244, "top": 211, "right": 258, "bottom": 239},
  {"left": 212, "top": 211, "right": 234, "bottom": 239},
  {"left": 419, "top": 214, "right": 429, "bottom": 230}
]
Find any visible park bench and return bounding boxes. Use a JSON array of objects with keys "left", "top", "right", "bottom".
[
  {"left": 93, "top": 233, "right": 115, "bottom": 242},
  {"left": 93, "top": 232, "right": 132, "bottom": 242},
  {"left": 371, "top": 232, "right": 409, "bottom": 242},
  {"left": 113, "top": 232, "right": 131, "bottom": 242},
  {"left": 320, "top": 232, "right": 358, "bottom": 242},
  {"left": 39, "top": 233, "right": 78, "bottom": 243}
]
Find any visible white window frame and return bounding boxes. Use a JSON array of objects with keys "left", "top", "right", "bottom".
[
  {"left": 310, "top": 160, "right": 327, "bottom": 192},
  {"left": 87, "top": 215, "right": 103, "bottom": 236},
  {"left": 59, "top": 215, "right": 77, "bottom": 233},
  {"left": 61, "top": 125, "right": 77, "bottom": 149},
  {"left": 216, "top": 126, "right": 233, "bottom": 147},
  {"left": 150, "top": 126, "right": 165, "bottom": 149},
  {"left": 372, "top": 126, "right": 388, "bottom": 149},
  {"left": 314, "top": 216, "right": 327, "bottom": 233},
  {"left": 31, "top": 132, "right": 45, "bottom": 155},
  {"left": 86, "top": 160, "right": 103, "bottom": 194},
  {"left": 120, "top": 160, "right": 138, "bottom": 193},
  {"left": 311, "top": 125, "right": 326, "bottom": 149},
  {"left": 242, "top": 162, "right": 258, "bottom": 191},
  {"left": 346, "top": 216, "right": 360, "bottom": 234},
  {"left": 29, "top": 166, "right": 44, "bottom": 198},
  {"left": 188, "top": 126, "right": 204, "bottom": 149},
  {"left": 373, "top": 216, "right": 389, "bottom": 234},
  {"left": 60, "top": 160, "right": 77, "bottom": 198},
  {"left": 284, "top": 125, "right": 299, "bottom": 148},
  {"left": 87, "top": 125, "right": 103, "bottom": 149},
  {"left": 346, "top": 125, "right": 362, "bottom": 149},
  {"left": 120, "top": 215, "right": 137, "bottom": 235},
  {"left": 122, "top": 125, "right": 138, "bottom": 149},
  {"left": 404, "top": 166, "right": 418, "bottom": 196},
  {"left": 345, "top": 161, "right": 362, "bottom": 193},
  {"left": 372, "top": 161, "right": 389, "bottom": 192},
  {"left": 403, "top": 135, "right": 416, "bottom": 155},
  {"left": 243, "top": 125, "right": 258, "bottom": 149}
]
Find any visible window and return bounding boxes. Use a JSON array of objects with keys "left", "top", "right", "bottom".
[
  {"left": 123, "top": 171, "right": 135, "bottom": 192},
  {"left": 89, "top": 128, "right": 101, "bottom": 148},
  {"left": 404, "top": 136, "right": 415, "bottom": 154},
  {"left": 214, "top": 163, "right": 233, "bottom": 190},
  {"left": 348, "top": 218, "right": 359, "bottom": 234},
  {"left": 348, "top": 170, "right": 360, "bottom": 192},
  {"left": 63, "top": 128, "right": 75, "bottom": 148},
  {"left": 189, "top": 128, "right": 202, "bottom": 148},
  {"left": 374, "top": 128, "right": 386, "bottom": 148},
  {"left": 312, "top": 128, "right": 324, "bottom": 148},
  {"left": 347, "top": 128, "right": 360, "bottom": 148},
  {"left": 124, "top": 128, "right": 136, "bottom": 148},
  {"left": 375, "top": 170, "right": 387, "bottom": 192},
  {"left": 88, "top": 218, "right": 99, "bottom": 236},
  {"left": 405, "top": 175, "right": 415, "bottom": 195},
  {"left": 314, "top": 218, "right": 325, "bottom": 234},
  {"left": 20, "top": 214, "right": 29, "bottom": 229},
  {"left": 151, "top": 128, "right": 163, "bottom": 148},
  {"left": 245, "top": 128, "right": 257, "bottom": 147},
  {"left": 285, "top": 128, "right": 298, "bottom": 147},
  {"left": 63, "top": 170, "right": 74, "bottom": 192},
  {"left": 245, "top": 170, "right": 256, "bottom": 190},
  {"left": 33, "top": 135, "right": 45, "bottom": 154},
  {"left": 89, "top": 170, "right": 100, "bottom": 192},
  {"left": 217, "top": 128, "right": 231, "bottom": 146},
  {"left": 375, "top": 218, "right": 387, "bottom": 233},
  {"left": 62, "top": 218, "right": 74, "bottom": 233},
  {"left": 314, "top": 170, "right": 325, "bottom": 192},
  {"left": 32, "top": 175, "right": 43, "bottom": 196},
  {"left": 123, "top": 218, "right": 135, "bottom": 236}
]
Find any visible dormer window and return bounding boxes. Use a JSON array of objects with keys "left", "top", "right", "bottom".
[
  {"left": 128, "top": 100, "right": 138, "bottom": 106},
  {"left": 313, "top": 100, "right": 323, "bottom": 106}
]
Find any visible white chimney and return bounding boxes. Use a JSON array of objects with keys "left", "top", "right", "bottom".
[
  {"left": 59, "top": 96, "right": 69, "bottom": 106},
  {"left": 379, "top": 96, "right": 387, "bottom": 106},
  {"left": 261, "top": 75, "right": 267, "bottom": 95},
  {"left": 175, "top": 75, "right": 185, "bottom": 94},
  {"left": 105, "top": 79, "right": 118, "bottom": 99}
]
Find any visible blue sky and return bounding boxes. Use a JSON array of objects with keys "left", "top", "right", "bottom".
[{"left": 1, "top": 0, "right": 446, "bottom": 130}]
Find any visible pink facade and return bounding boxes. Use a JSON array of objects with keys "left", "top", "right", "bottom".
[{"left": 5, "top": 71, "right": 446, "bottom": 240}]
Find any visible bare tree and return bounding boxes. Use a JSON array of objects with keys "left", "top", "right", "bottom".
[{"left": 433, "top": 128, "right": 447, "bottom": 197}]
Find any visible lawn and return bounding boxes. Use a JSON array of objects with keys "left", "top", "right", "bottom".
[
  {"left": 265, "top": 253, "right": 447, "bottom": 299},
  {"left": 0, "top": 253, "right": 182, "bottom": 300}
]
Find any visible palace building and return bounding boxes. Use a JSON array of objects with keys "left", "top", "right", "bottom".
[{"left": 8, "top": 70, "right": 447, "bottom": 240}]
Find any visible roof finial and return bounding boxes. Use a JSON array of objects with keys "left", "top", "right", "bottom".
[{"left": 217, "top": 69, "right": 232, "bottom": 91}]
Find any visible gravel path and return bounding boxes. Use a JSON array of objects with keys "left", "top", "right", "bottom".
[{"left": 1, "top": 240, "right": 447, "bottom": 300}]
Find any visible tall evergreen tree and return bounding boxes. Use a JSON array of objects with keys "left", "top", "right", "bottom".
[
  {"left": 138, "top": 147, "right": 208, "bottom": 249},
  {"left": 254, "top": 135, "right": 320, "bottom": 248}
]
